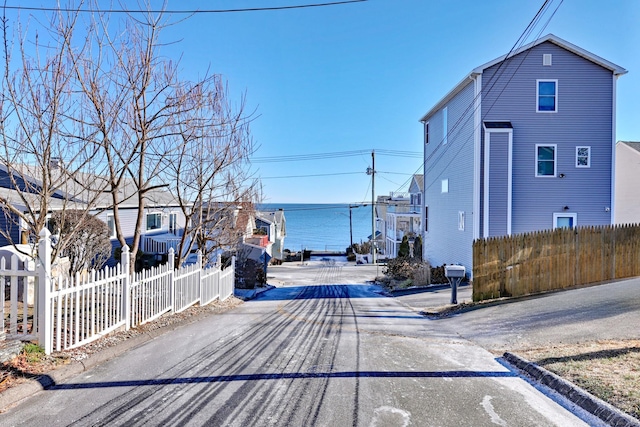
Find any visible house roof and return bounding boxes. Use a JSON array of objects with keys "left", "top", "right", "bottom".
[
  {"left": 0, "top": 163, "right": 181, "bottom": 211},
  {"left": 618, "top": 141, "right": 640, "bottom": 153},
  {"left": 256, "top": 209, "right": 286, "bottom": 226},
  {"left": 419, "top": 34, "right": 627, "bottom": 122},
  {"left": 411, "top": 174, "right": 424, "bottom": 192}
]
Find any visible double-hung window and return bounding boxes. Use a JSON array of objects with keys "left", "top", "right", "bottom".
[
  {"left": 107, "top": 213, "right": 116, "bottom": 238},
  {"left": 576, "top": 146, "right": 591, "bottom": 168},
  {"left": 536, "top": 144, "right": 556, "bottom": 177},
  {"left": 537, "top": 80, "right": 557, "bottom": 112},
  {"left": 146, "top": 212, "right": 162, "bottom": 231}
]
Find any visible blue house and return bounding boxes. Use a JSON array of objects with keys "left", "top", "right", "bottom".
[{"left": 419, "top": 34, "right": 627, "bottom": 273}]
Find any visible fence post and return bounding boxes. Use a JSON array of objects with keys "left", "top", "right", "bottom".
[
  {"left": 216, "top": 253, "right": 222, "bottom": 268},
  {"left": 197, "top": 250, "right": 203, "bottom": 302},
  {"left": 121, "top": 246, "right": 131, "bottom": 330},
  {"left": 169, "top": 248, "right": 175, "bottom": 312},
  {"left": 37, "top": 229, "right": 52, "bottom": 355}
]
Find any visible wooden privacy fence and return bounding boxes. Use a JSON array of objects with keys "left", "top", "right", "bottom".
[
  {"left": 472, "top": 224, "right": 640, "bottom": 302},
  {"left": 2, "top": 229, "right": 235, "bottom": 354}
]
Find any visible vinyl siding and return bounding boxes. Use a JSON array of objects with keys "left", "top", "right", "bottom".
[
  {"left": 423, "top": 81, "right": 475, "bottom": 270},
  {"left": 614, "top": 143, "right": 640, "bottom": 224},
  {"left": 0, "top": 211, "right": 22, "bottom": 247},
  {"left": 487, "top": 132, "right": 509, "bottom": 236},
  {"left": 481, "top": 41, "right": 613, "bottom": 233}
]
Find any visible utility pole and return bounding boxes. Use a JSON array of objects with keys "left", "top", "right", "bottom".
[
  {"left": 366, "top": 150, "right": 376, "bottom": 264},
  {"left": 349, "top": 205, "right": 354, "bottom": 248}
]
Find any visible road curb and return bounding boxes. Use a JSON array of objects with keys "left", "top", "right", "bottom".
[{"left": 503, "top": 352, "right": 640, "bottom": 427}]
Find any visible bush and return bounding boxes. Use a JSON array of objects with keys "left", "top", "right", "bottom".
[
  {"left": 383, "top": 258, "right": 431, "bottom": 286},
  {"left": 350, "top": 241, "right": 372, "bottom": 255},
  {"left": 430, "top": 264, "right": 449, "bottom": 284}
]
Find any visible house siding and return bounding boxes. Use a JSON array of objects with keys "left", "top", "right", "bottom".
[
  {"left": 0, "top": 211, "right": 22, "bottom": 247},
  {"left": 487, "top": 132, "right": 509, "bottom": 236},
  {"left": 481, "top": 41, "right": 613, "bottom": 233},
  {"left": 423, "top": 81, "right": 475, "bottom": 269},
  {"left": 615, "top": 143, "right": 640, "bottom": 225}
]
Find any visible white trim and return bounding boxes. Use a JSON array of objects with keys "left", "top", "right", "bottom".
[
  {"left": 483, "top": 129, "right": 490, "bottom": 238},
  {"left": 536, "top": 79, "right": 558, "bottom": 113},
  {"left": 575, "top": 146, "right": 591, "bottom": 168},
  {"left": 473, "top": 74, "right": 482, "bottom": 240},
  {"left": 507, "top": 131, "right": 513, "bottom": 235},
  {"left": 483, "top": 125, "right": 513, "bottom": 238},
  {"left": 458, "top": 211, "right": 465, "bottom": 231},
  {"left": 106, "top": 213, "right": 116, "bottom": 239},
  {"left": 145, "top": 212, "right": 163, "bottom": 231},
  {"left": 553, "top": 212, "right": 577, "bottom": 229},
  {"left": 535, "top": 144, "right": 557, "bottom": 177},
  {"left": 543, "top": 53, "right": 552, "bottom": 66},
  {"left": 442, "top": 107, "right": 448, "bottom": 145},
  {"left": 611, "top": 75, "right": 618, "bottom": 224}
]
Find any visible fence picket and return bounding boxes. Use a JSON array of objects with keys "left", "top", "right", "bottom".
[{"left": 473, "top": 223, "right": 640, "bottom": 301}]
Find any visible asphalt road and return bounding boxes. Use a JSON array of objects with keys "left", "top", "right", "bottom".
[{"left": 0, "top": 260, "right": 617, "bottom": 426}]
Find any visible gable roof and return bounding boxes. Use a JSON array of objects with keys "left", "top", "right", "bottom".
[
  {"left": 411, "top": 174, "right": 424, "bottom": 193},
  {"left": 618, "top": 141, "right": 640, "bottom": 153},
  {"left": 0, "top": 163, "right": 181, "bottom": 211},
  {"left": 419, "top": 34, "right": 627, "bottom": 122}
]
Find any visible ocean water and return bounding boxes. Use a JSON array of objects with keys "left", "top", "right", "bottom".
[{"left": 260, "top": 203, "right": 374, "bottom": 252}]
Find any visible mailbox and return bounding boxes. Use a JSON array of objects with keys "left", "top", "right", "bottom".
[
  {"left": 444, "top": 264, "right": 465, "bottom": 304},
  {"left": 445, "top": 265, "right": 465, "bottom": 278}
]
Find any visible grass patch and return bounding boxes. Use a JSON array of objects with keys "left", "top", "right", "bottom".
[{"left": 515, "top": 339, "right": 640, "bottom": 420}]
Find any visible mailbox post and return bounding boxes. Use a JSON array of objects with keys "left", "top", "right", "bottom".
[{"left": 444, "top": 265, "right": 465, "bottom": 305}]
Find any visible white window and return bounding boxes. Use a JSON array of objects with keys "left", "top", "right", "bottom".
[
  {"left": 441, "top": 179, "right": 449, "bottom": 193},
  {"left": 146, "top": 212, "right": 162, "bottom": 231},
  {"left": 553, "top": 213, "right": 576, "bottom": 229},
  {"left": 107, "top": 213, "right": 116, "bottom": 238},
  {"left": 536, "top": 144, "right": 557, "bottom": 177},
  {"left": 458, "top": 211, "right": 465, "bottom": 231},
  {"left": 543, "top": 54, "right": 552, "bottom": 66},
  {"left": 537, "top": 79, "right": 557, "bottom": 112},
  {"left": 442, "top": 107, "right": 448, "bottom": 144},
  {"left": 576, "top": 146, "right": 591, "bottom": 168}
]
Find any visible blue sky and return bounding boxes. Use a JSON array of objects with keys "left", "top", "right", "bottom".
[{"left": 12, "top": 1, "right": 640, "bottom": 204}]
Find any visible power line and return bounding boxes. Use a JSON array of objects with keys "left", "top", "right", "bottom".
[
  {"left": 0, "top": 1, "right": 367, "bottom": 14},
  {"left": 252, "top": 149, "right": 421, "bottom": 163},
  {"left": 260, "top": 170, "right": 413, "bottom": 179},
  {"left": 399, "top": 0, "right": 562, "bottom": 195}
]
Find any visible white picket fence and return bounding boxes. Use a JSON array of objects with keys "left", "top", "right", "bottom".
[{"left": 1, "top": 229, "right": 235, "bottom": 354}]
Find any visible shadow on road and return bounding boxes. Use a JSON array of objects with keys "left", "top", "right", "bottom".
[
  {"left": 252, "top": 284, "right": 388, "bottom": 301},
  {"left": 47, "top": 369, "right": 517, "bottom": 390}
]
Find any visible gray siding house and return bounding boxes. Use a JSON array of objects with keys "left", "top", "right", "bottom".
[{"left": 420, "top": 34, "right": 626, "bottom": 274}]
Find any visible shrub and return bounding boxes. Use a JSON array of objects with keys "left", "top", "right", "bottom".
[{"left": 383, "top": 258, "right": 431, "bottom": 286}]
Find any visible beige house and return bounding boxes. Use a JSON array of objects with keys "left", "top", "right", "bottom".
[{"left": 615, "top": 141, "right": 640, "bottom": 225}]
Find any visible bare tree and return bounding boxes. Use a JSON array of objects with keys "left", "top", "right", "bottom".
[
  {"left": 0, "top": 4, "right": 109, "bottom": 261},
  {"left": 79, "top": 4, "right": 259, "bottom": 266},
  {"left": 50, "top": 210, "right": 111, "bottom": 275},
  {"left": 0, "top": 2, "right": 259, "bottom": 268},
  {"left": 162, "top": 78, "right": 259, "bottom": 266}
]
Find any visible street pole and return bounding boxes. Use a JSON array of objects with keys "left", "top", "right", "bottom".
[
  {"left": 349, "top": 206, "right": 354, "bottom": 248},
  {"left": 371, "top": 150, "right": 376, "bottom": 265},
  {"left": 366, "top": 151, "right": 376, "bottom": 265}
]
